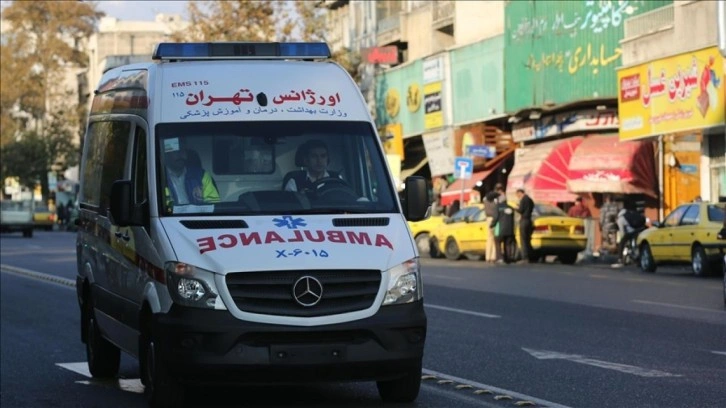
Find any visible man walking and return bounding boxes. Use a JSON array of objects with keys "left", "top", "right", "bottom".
[
  {"left": 515, "top": 188, "right": 534, "bottom": 264},
  {"left": 484, "top": 192, "right": 498, "bottom": 264}
]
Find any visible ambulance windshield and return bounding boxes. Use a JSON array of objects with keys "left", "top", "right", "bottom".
[{"left": 157, "top": 121, "right": 398, "bottom": 216}]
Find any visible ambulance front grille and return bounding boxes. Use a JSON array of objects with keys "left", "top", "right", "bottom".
[{"left": 225, "top": 270, "right": 381, "bottom": 317}]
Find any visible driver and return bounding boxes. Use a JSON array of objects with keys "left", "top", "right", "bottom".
[{"left": 284, "top": 139, "right": 343, "bottom": 193}]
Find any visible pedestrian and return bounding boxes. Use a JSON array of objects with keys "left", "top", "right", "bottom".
[
  {"left": 611, "top": 201, "right": 647, "bottom": 268},
  {"left": 447, "top": 199, "right": 461, "bottom": 217},
  {"left": 491, "top": 198, "right": 516, "bottom": 263},
  {"left": 599, "top": 194, "right": 619, "bottom": 254},
  {"left": 56, "top": 202, "right": 66, "bottom": 227},
  {"left": 484, "top": 192, "right": 498, "bottom": 263},
  {"left": 494, "top": 183, "right": 506, "bottom": 203},
  {"left": 515, "top": 188, "right": 534, "bottom": 264},
  {"left": 567, "top": 197, "right": 591, "bottom": 218}
]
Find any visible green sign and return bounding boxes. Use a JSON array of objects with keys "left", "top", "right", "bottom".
[
  {"left": 450, "top": 35, "right": 504, "bottom": 125},
  {"left": 375, "top": 60, "right": 424, "bottom": 138},
  {"left": 504, "top": 0, "right": 672, "bottom": 112}
]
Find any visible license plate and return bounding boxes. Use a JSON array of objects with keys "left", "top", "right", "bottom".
[
  {"left": 551, "top": 225, "right": 569, "bottom": 232},
  {"left": 270, "top": 344, "right": 347, "bottom": 365}
]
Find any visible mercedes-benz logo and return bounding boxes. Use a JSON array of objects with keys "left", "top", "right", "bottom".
[{"left": 292, "top": 276, "right": 323, "bottom": 307}]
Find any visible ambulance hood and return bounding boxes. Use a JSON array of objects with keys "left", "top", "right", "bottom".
[{"left": 159, "top": 214, "right": 415, "bottom": 274}]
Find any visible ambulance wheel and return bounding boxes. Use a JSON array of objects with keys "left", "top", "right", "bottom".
[
  {"left": 376, "top": 363, "right": 422, "bottom": 403},
  {"left": 141, "top": 317, "right": 184, "bottom": 407},
  {"left": 85, "top": 297, "right": 120, "bottom": 378}
]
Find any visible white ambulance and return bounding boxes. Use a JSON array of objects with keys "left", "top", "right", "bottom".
[{"left": 76, "top": 42, "right": 429, "bottom": 407}]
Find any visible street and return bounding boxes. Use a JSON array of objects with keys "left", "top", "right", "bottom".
[{"left": 1, "top": 231, "right": 725, "bottom": 408}]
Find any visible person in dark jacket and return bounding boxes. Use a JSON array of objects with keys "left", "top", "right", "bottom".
[
  {"left": 491, "top": 200, "right": 516, "bottom": 263},
  {"left": 515, "top": 188, "right": 535, "bottom": 263}
]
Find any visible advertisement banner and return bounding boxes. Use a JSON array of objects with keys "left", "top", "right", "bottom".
[
  {"left": 424, "top": 81, "right": 443, "bottom": 130},
  {"left": 618, "top": 47, "right": 725, "bottom": 141},
  {"left": 382, "top": 122, "right": 404, "bottom": 159},
  {"left": 504, "top": 0, "right": 670, "bottom": 112},
  {"left": 421, "top": 128, "right": 455, "bottom": 177}
]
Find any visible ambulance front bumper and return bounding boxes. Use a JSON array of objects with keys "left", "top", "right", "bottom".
[{"left": 152, "top": 301, "right": 427, "bottom": 385}]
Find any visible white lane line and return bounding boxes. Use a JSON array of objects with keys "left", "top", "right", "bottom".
[
  {"left": 423, "top": 368, "right": 573, "bottom": 408},
  {"left": 1, "top": 264, "right": 75, "bottom": 288},
  {"left": 425, "top": 304, "right": 501, "bottom": 319},
  {"left": 711, "top": 351, "right": 726, "bottom": 357},
  {"left": 57, "top": 362, "right": 144, "bottom": 394},
  {"left": 632, "top": 299, "right": 726, "bottom": 314},
  {"left": 522, "top": 348, "right": 682, "bottom": 378}
]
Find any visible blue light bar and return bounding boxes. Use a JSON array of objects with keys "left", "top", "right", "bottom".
[{"left": 152, "top": 42, "right": 331, "bottom": 60}]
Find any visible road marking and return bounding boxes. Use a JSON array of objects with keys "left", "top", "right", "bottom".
[
  {"left": 425, "top": 304, "right": 501, "bottom": 319},
  {"left": 0, "top": 264, "right": 75, "bottom": 288},
  {"left": 632, "top": 299, "right": 726, "bottom": 314},
  {"left": 423, "top": 368, "right": 573, "bottom": 408},
  {"left": 427, "top": 274, "right": 464, "bottom": 281},
  {"left": 711, "top": 351, "right": 726, "bottom": 357},
  {"left": 522, "top": 348, "right": 682, "bottom": 378},
  {"left": 56, "top": 362, "right": 144, "bottom": 394}
]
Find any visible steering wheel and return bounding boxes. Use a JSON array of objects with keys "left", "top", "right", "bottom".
[{"left": 310, "top": 177, "right": 359, "bottom": 201}]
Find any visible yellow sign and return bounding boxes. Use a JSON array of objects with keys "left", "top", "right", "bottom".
[
  {"left": 406, "top": 83, "right": 421, "bottom": 113},
  {"left": 618, "top": 47, "right": 725, "bottom": 141},
  {"left": 382, "top": 123, "right": 404, "bottom": 160},
  {"left": 385, "top": 88, "right": 400, "bottom": 118},
  {"left": 423, "top": 81, "right": 443, "bottom": 130}
]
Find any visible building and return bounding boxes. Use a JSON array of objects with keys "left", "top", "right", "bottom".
[
  {"left": 618, "top": 1, "right": 726, "bottom": 215},
  {"left": 85, "top": 14, "right": 188, "bottom": 101},
  {"left": 320, "top": 0, "right": 514, "bottom": 203}
]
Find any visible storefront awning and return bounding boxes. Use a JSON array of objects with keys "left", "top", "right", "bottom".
[
  {"left": 506, "top": 137, "right": 584, "bottom": 203},
  {"left": 441, "top": 168, "right": 498, "bottom": 206},
  {"left": 567, "top": 134, "right": 657, "bottom": 198}
]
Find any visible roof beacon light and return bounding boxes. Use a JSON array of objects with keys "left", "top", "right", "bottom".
[{"left": 152, "top": 42, "right": 331, "bottom": 61}]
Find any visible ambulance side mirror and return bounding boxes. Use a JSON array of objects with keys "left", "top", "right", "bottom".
[
  {"left": 109, "top": 180, "right": 143, "bottom": 227},
  {"left": 403, "top": 176, "right": 430, "bottom": 222}
]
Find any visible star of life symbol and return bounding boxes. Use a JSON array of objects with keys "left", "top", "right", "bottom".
[{"left": 272, "top": 215, "right": 307, "bottom": 229}]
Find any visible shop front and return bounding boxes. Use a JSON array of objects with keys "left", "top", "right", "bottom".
[
  {"left": 375, "top": 59, "right": 428, "bottom": 188},
  {"left": 438, "top": 35, "right": 511, "bottom": 207},
  {"left": 618, "top": 46, "right": 725, "bottom": 213}
]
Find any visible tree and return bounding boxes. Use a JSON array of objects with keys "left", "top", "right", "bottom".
[
  {"left": 170, "top": 1, "right": 360, "bottom": 81},
  {"left": 0, "top": 1, "right": 101, "bottom": 197}
]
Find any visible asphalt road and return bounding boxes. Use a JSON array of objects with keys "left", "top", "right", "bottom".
[{"left": 2, "top": 230, "right": 725, "bottom": 408}]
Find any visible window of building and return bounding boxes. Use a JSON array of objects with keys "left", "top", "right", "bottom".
[{"left": 708, "top": 133, "right": 725, "bottom": 203}]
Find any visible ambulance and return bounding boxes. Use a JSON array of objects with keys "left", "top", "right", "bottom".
[{"left": 76, "top": 42, "right": 429, "bottom": 407}]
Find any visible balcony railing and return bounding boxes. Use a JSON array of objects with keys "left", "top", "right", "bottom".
[
  {"left": 624, "top": 4, "right": 674, "bottom": 38},
  {"left": 376, "top": 15, "right": 400, "bottom": 34},
  {"left": 432, "top": 0, "right": 455, "bottom": 27}
]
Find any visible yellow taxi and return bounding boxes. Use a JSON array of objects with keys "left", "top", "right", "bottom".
[
  {"left": 430, "top": 202, "right": 586, "bottom": 264},
  {"left": 33, "top": 204, "right": 56, "bottom": 231},
  {"left": 637, "top": 202, "right": 725, "bottom": 276},
  {"left": 407, "top": 205, "right": 483, "bottom": 257}
]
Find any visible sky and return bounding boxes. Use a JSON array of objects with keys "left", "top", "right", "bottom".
[{"left": 95, "top": 1, "right": 188, "bottom": 21}]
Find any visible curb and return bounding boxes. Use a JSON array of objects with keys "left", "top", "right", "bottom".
[{"left": 0, "top": 264, "right": 76, "bottom": 288}]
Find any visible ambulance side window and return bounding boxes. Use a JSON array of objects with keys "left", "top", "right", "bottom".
[
  {"left": 81, "top": 121, "right": 131, "bottom": 214},
  {"left": 133, "top": 127, "right": 148, "bottom": 205}
]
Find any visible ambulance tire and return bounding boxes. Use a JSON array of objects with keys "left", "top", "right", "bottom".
[
  {"left": 376, "top": 363, "right": 422, "bottom": 403},
  {"left": 141, "top": 318, "right": 184, "bottom": 408},
  {"left": 85, "top": 296, "right": 120, "bottom": 378}
]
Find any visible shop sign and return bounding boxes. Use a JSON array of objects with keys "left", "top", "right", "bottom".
[
  {"left": 422, "top": 128, "right": 455, "bottom": 177},
  {"left": 362, "top": 46, "right": 399, "bottom": 65},
  {"left": 406, "top": 83, "right": 422, "bottom": 113},
  {"left": 385, "top": 88, "right": 400, "bottom": 118},
  {"left": 618, "top": 47, "right": 725, "bottom": 141},
  {"left": 423, "top": 57, "right": 444, "bottom": 84},
  {"left": 504, "top": 0, "right": 669, "bottom": 112},
  {"left": 424, "top": 81, "right": 443, "bottom": 130},
  {"left": 382, "top": 123, "right": 404, "bottom": 159},
  {"left": 512, "top": 109, "right": 619, "bottom": 143}
]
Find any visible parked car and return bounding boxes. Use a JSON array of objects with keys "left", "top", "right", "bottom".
[
  {"left": 0, "top": 199, "right": 34, "bottom": 238},
  {"left": 637, "top": 202, "right": 726, "bottom": 276},
  {"left": 33, "top": 204, "right": 56, "bottom": 230},
  {"left": 430, "top": 202, "right": 586, "bottom": 264},
  {"left": 421, "top": 204, "right": 484, "bottom": 258}
]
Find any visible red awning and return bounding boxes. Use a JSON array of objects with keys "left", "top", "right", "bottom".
[
  {"left": 506, "top": 137, "right": 584, "bottom": 203},
  {"left": 440, "top": 169, "right": 496, "bottom": 206},
  {"left": 567, "top": 134, "right": 657, "bottom": 198}
]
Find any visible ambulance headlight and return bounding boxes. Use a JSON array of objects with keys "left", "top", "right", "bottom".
[
  {"left": 382, "top": 259, "right": 422, "bottom": 306},
  {"left": 165, "top": 262, "right": 222, "bottom": 309}
]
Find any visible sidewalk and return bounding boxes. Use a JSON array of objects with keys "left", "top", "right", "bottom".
[{"left": 576, "top": 251, "right": 620, "bottom": 266}]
